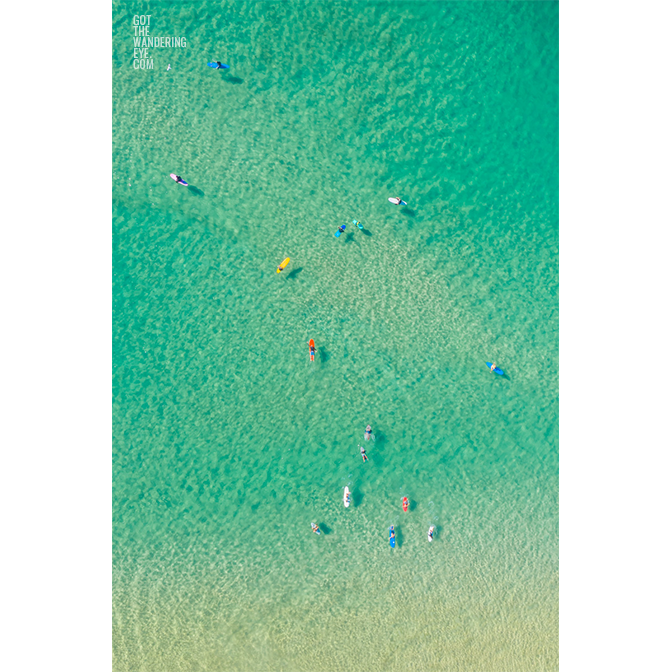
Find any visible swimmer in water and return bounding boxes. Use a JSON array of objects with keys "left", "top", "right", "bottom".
[
  {"left": 360, "top": 446, "right": 369, "bottom": 462},
  {"left": 364, "top": 425, "right": 372, "bottom": 441}
]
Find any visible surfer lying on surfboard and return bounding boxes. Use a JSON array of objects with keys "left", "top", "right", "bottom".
[
  {"left": 388, "top": 196, "right": 407, "bottom": 205},
  {"left": 360, "top": 446, "right": 369, "bottom": 463},
  {"left": 308, "top": 339, "right": 315, "bottom": 362},
  {"left": 364, "top": 425, "right": 372, "bottom": 441},
  {"left": 311, "top": 523, "right": 321, "bottom": 535},
  {"left": 170, "top": 174, "right": 188, "bottom": 186}
]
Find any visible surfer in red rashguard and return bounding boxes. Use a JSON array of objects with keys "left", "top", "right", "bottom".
[
  {"left": 308, "top": 339, "right": 315, "bottom": 362},
  {"left": 402, "top": 497, "right": 409, "bottom": 512}
]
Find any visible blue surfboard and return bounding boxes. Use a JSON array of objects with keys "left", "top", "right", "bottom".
[
  {"left": 352, "top": 220, "right": 363, "bottom": 229},
  {"left": 486, "top": 362, "right": 504, "bottom": 375},
  {"left": 335, "top": 224, "right": 346, "bottom": 238},
  {"left": 389, "top": 526, "right": 395, "bottom": 548},
  {"left": 207, "top": 62, "right": 230, "bottom": 69}
]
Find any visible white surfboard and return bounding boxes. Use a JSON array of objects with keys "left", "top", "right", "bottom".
[
  {"left": 170, "top": 173, "right": 188, "bottom": 186},
  {"left": 343, "top": 486, "right": 351, "bottom": 508},
  {"left": 428, "top": 525, "right": 435, "bottom": 542},
  {"left": 388, "top": 197, "right": 407, "bottom": 205}
]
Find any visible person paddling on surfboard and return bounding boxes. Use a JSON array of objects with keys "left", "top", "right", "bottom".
[
  {"left": 308, "top": 339, "right": 316, "bottom": 362},
  {"left": 215, "top": 61, "right": 229, "bottom": 69},
  {"left": 360, "top": 446, "right": 369, "bottom": 463},
  {"left": 311, "top": 523, "right": 321, "bottom": 535},
  {"left": 171, "top": 174, "right": 185, "bottom": 184},
  {"left": 364, "top": 425, "right": 372, "bottom": 441},
  {"left": 490, "top": 362, "right": 497, "bottom": 372}
]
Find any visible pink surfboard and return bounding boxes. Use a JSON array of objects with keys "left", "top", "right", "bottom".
[{"left": 170, "top": 173, "right": 188, "bottom": 186}]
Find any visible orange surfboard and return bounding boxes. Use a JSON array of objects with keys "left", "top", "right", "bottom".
[{"left": 308, "top": 339, "right": 315, "bottom": 362}]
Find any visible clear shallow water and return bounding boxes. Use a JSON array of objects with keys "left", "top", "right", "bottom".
[{"left": 113, "top": 1, "right": 559, "bottom": 670}]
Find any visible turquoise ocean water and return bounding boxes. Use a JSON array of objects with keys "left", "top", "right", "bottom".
[{"left": 113, "top": 1, "right": 559, "bottom": 670}]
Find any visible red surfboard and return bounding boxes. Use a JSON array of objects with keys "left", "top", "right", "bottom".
[
  {"left": 308, "top": 339, "right": 315, "bottom": 362},
  {"left": 402, "top": 497, "right": 409, "bottom": 512}
]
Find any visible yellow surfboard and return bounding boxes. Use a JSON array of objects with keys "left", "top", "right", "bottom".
[{"left": 277, "top": 257, "right": 290, "bottom": 273}]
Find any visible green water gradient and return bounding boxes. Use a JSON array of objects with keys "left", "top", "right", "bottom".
[{"left": 113, "top": 1, "right": 559, "bottom": 670}]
